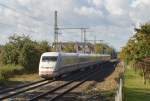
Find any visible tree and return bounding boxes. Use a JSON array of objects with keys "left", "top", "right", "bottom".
[
  {"left": 119, "top": 23, "right": 150, "bottom": 82},
  {"left": 95, "top": 43, "right": 103, "bottom": 54},
  {"left": 0, "top": 34, "right": 50, "bottom": 72},
  {"left": 95, "top": 43, "right": 116, "bottom": 55},
  {"left": 120, "top": 23, "right": 150, "bottom": 63},
  {"left": 18, "top": 42, "right": 39, "bottom": 71},
  {"left": 1, "top": 44, "right": 19, "bottom": 64},
  {"left": 63, "top": 43, "right": 75, "bottom": 52}
]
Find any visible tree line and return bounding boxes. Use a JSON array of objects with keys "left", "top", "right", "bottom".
[
  {"left": 119, "top": 23, "right": 150, "bottom": 83},
  {"left": 0, "top": 34, "right": 50, "bottom": 72},
  {"left": 0, "top": 34, "right": 116, "bottom": 73}
]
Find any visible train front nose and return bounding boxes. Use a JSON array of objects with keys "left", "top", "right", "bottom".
[
  {"left": 39, "top": 55, "right": 58, "bottom": 78},
  {"left": 39, "top": 67, "right": 57, "bottom": 78}
]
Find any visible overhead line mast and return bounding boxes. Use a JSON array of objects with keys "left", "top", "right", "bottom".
[
  {"left": 54, "top": 11, "right": 59, "bottom": 52},
  {"left": 59, "top": 27, "right": 89, "bottom": 53},
  {"left": 53, "top": 11, "right": 89, "bottom": 53}
]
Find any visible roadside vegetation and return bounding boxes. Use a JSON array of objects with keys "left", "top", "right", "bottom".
[
  {"left": 124, "top": 67, "right": 150, "bottom": 101},
  {"left": 0, "top": 34, "right": 50, "bottom": 83},
  {"left": 0, "top": 64, "right": 23, "bottom": 81},
  {"left": 119, "top": 23, "right": 150, "bottom": 100},
  {"left": 120, "top": 23, "right": 150, "bottom": 82}
]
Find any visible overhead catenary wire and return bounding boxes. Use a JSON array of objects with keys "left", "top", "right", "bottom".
[
  {"left": 0, "top": 4, "right": 103, "bottom": 35},
  {"left": 0, "top": 3, "right": 55, "bottom": 37},
  {"left": 0, "top": 22, "right": 14, "bottom": 27},
  {"left": 0, "top": 3, "right": 53, "bottom": 27}
]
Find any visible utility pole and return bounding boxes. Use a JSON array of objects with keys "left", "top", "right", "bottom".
[
  {"left": 94, "top": 36, "right": 96, "bottom": 53},
  {"left": 54, "top": 11, "right": 59, "bottom": 51},
  {"left": 81, "top": 29, "right": 83, "bottom": 43},
  {"left": 83, "top": 29, "right": 86, "bottom": 53},
  {"left": 53, "top": 11, "right": 89, "bottom": 53},
  {"left": 58, "top": 27, "right": 89, "bottom": 53}
]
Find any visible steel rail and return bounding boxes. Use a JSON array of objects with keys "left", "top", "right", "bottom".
[
  {"left": 0, "top": 64, "right": 91, "bottom": 100},
  {"left": 0, "top": 80, "right": 56, "bottom": 100},
  {"left": 29, "top": 68, "right": 98, "bottom": 101},
  {"left": 0, "top": 79, "right": 46, "bottom": 94},
  {"left": 0, "top": 62, "right": 104, "bottom": 100},
  {"left": 49, "top": 68, "right": 101, "bottom": 101}
]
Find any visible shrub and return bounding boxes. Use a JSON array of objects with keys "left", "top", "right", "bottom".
[
  {"left": 0, "top": 34, "right": 50, "bottom": 72},
  {"left": 18, "top": 42, "right": 40, "bottom": 71},
  {"left": 0, "top": 64, "right": 23, "bottom": 81},
  {"left": 1, "top": 44, "right": 19, "bottom": 64}
]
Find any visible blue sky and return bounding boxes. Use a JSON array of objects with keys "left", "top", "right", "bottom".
[{"left": 0, "top": 0, "right": 150, "bottom": 51}]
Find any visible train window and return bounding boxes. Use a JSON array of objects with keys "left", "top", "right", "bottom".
[{"left": 42, "top": 56, "right": 57, "bottom": 62}]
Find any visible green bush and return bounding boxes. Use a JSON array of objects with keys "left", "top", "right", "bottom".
[
  {"left": 18, "top": 42, "right": 40, "bottom": 71},
  {"left": 0, "top": 64, "right": 23, "bottom": 81},
  {"left": 0, "top": 34, "right": 50, "bottom": 72},
  {"left": 120, "top": 23, "right": 150, "bottom": 63},
  {"left": 1, "top": 44, "right": 19, "bottom": 64}
]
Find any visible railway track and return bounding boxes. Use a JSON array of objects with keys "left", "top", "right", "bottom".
[
  {"left": 29, "top": 66, "right": 101, "bottom": 101},
  {"left": 0, "top": 79, "right": 46, "bottom": 94},
  {"left": 48, "top": 69, "right": 101, "bottom": 101},
  {"left": 0, "top": 79, "right": 56, "bottom": 100},
  {"left": 0, "top": 61, "right": 114, "bottom": 101},
  {"left": 44, "top": 61, "right": 116, "bottom": 101},
  {"left": 0, "top": 65, "right": 96, "bottom": 100}
]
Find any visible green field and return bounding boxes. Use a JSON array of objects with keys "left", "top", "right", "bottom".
[{"left": 124, "top": 67, "right": 150, "bottom": 101}]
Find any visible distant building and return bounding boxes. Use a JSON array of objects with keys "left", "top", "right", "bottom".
[{"left": 52, "top": 42, "right": 95, "bottom": 53}]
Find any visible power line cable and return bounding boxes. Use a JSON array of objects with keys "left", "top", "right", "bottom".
[
  {"left": 0, "top": 3, "right": 53, "bottom": 27},
  {"left": 0, "top": 3, "right": 54, "bottom": 35}
]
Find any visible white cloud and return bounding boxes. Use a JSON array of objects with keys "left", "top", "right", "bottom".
[
  {"left": 132, "top": 0, "right": 150, "bottom": 7},
  {"left": 88, "top": 0, "right": 104, "bottom": 7},
  {"left": 129, "top": 0, "right": 150, "bottom": 24},
  {"left": 16, "top": 0, "right": 31, "bottom": 6},
  {"left": 74, "top": 6, "right": 103, "bottom": 17},
  {"left": 105, "top": 0, "right": 130, "bottom": 15},
  {"left": 0, "top": 0, "right": 150, "bottom": 51}
]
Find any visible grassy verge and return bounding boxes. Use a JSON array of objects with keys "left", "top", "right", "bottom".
[
  {"left": 124, "top": 67, "right": 150, "bottom": 101},
  {"left": 3, "top": 73, "right": 41, "bottom": 86},
  {"left": 0, "top": 64, "right": 41, "bottom": 85},
  {"left": 0, "top": 64, "right": 24, "bottom": 82}
]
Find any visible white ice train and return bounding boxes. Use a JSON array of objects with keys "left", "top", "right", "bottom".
[{"left": 39, "top": 52, "right": 111, "bottom": 78}]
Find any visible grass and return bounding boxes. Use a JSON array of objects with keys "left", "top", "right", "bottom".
[
  {"left": 9, "top": 73, "right": 41, "bottom": 82},
  {"left": 0, "top": 64, "right": 41, "bottom": 85},
  {"left": 0, "top": 64, "right": 23, "bottom": 81},
  {"left": 124, "top": 67, "right": 150, "bottom": 101},
  {"left": 3, "top": 73, "right": 41, "bottom": 86}
]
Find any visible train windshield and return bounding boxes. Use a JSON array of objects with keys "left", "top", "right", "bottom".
[{"left": 42, "top": 56, "right": 57, "bottom": 62}]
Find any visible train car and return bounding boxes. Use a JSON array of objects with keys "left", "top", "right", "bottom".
[
  {"left": 39, "top": 52, "right": 79, "bottom": 78},
  {"left": 39, "top": 52, "right": 111, "bottom": 78}
]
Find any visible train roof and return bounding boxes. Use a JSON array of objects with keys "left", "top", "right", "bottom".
[
  {"left": 41, "top": 52, "right": 110, "bottom": 57},
  {"left": 42, "top": 52, "right": 60, "bottom": 56},
  {"left": 41, "top": 52, "right": 78, "bottom": 57}
]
